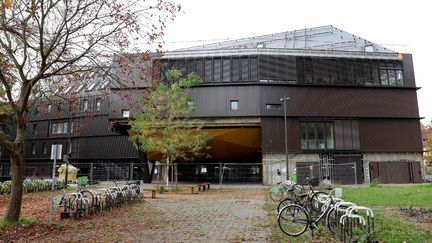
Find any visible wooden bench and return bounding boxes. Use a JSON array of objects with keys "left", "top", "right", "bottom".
[
  {"left": 143, "top": 189, "right": 157, "bottom": 198},
  {"left": 198, "top": 183, "right": 211, "bottom": 192}
]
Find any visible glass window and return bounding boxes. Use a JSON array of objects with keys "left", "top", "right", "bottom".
[
  {"left": 303, "top": 57, "right": 313, "bottom": 83},
  {"left": 187, "top": 100, "right": 194, "bottom": 110},
  {"left": 396, "top": 70, "right": 404, "bottom": 86},
  {"left": 195, "top": 59, "right": 204, "bottom": 80},
  {"left": 76, "top": 84, "right": 84, "bottom": 92},
  {"left": 32, "top": 124, "right": 38, "bottom": 135},
  {"left": 222, "top": 59, "right": 231, "bottom": 82},
  {"left": 34, "top": 107, "right": 39, "bottom": 115},
  {"left": 307, "top": 123, "right": 316, "bottom": 149},
  {"left": 241, "top": 57, "right": 249, "bottom": 81},
  {"left": 300, "top": 122, "right": 334, "bottom": 150},
  {"left": 250, "top": 57, "right": 258, "bottom": 81},
  {"left": 266, "top": 104, "right": 281, "bottom": 110},
  {"left": 388, "top": 69, "right": 396, "bottom": 85},
  {"left": 63, "top": 122, "right": 68, "bottom": 134},
  {"left": 232, "top": 58, "right": 240, "bottom": 82},
  {"left": 87, "top": 83, "right": 96, "bottom": 91},
  {"left": 213, "top": 58, "right": 221, "bottom": 82},
  {"left": 57, "top": 123, "right": 63, "bottom": 133},
  {"left": 31, "top": 143, "right": 36, "bottom": 154},
  {"left": 42, "top": 143, "right": 47, "bottom": 154},
  {"left": 204, "top": 59, "right": 212, "bottom": 82},
  {"left": 96, "top": 98, "right": 102, "bottom": 111},
  {"left": 316, "top": 123, "right": 325, "bottom": 149},
  {"left": 83, "top": 99, "right": 89, "bottom": 111},
  {"left": 325, "top": 123, "right": 334, "bottom": 149},
  {"left": 48, "top": 104, "right": 52, "bottom": 113},
  {"left": 300, "top": 123, "right": 308, "bottom": 149},
  {"left": 380, "top": 70, "right": 388, "bottom": 85},
  {"left": 370, "top": 61, "right": 380, "bottom": 85},
  {"left": 230, "top": 100, "right": 238, "bottom": 110},
  {"left": 363, "top": 61, "right": 371, "bottom": 84},
  {"left": 51, "top": 123, "right": 57, "bottom": 134},
  {"left": 122, "top": 109, "right": 130, "bottom": 118}
]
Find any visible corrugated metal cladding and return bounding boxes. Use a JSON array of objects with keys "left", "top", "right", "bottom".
[
  {"left": 259, "top": 86, "right": 419, "bottom": 118},
  {"left": 401, "top": 54, "right": 416, "bottom": 87},
  {"left": 261, "top": 117, "right": 300, "bottom": 153},
  {"left": 190, "top": 86, "right": 261, "bottom": 117},
  {"left": 334, "top": 120, "right": 360, "bottom": 150},
  {"left": 359, "top": 119, "right": 423, "bottom": 152},
  {"left": 190, "top": 85, "right": 419, "bottom": 118},
  {"left": 78, "top": 135, "right": 138, "bottom": 159}
]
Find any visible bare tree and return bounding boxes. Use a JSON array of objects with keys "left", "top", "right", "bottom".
[{"left": 0, "top": 0, "right": 180, "bottom": 222}]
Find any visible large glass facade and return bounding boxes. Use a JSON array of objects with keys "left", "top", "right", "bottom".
[
  {"left": 300, "top": 122, "right": 334, "bottom": 150},
  {"left": 158, "top": 56, "right": 404, "bottom": 87}
]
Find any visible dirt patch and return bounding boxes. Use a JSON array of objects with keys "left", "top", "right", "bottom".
[{"left": 399, "top": 207, "right": 432, "bottom": 224}]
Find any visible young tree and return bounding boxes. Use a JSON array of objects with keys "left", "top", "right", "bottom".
[
  {"left": 425, "top": 125, "right": 432, "bottom": 163},
  {"left": 0, "top": 0, "right": 180, "bottom": 222},
  {"left": 129, "top": 69, "right": 211, "bottom": 186}
]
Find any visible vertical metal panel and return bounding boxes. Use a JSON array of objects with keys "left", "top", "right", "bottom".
[
  {"left": 191, "top": 86, "right": 260, "bottom": 117},
  {"left": 261, "top": 117, "right": 300, "bottom": 153},
  {"left": 78, "top": 135, "right": 138, "bottom": 159},
  {"left": 410, "top": 162, "right": 422, "bottom": 183},
  {"left": 402, "top": 54, "right": 416, "bottom": 87},
  {"left": 359, "top": 119, "right": 423, "bottom": 152},
  {"left": 255, "top": 86, "right": 419, "bottom": 118},
  {"left": 334, "top": 120, "right": 344, "bottom": 150},
  {"left": 342, "top": 120, "right": 353, "bottom": 150},
  {"left": 286, "top": 56, "right": 297, "bottom": 81},
  {"left": 351, "top": 120, "right": 360, "bottom": 150}
]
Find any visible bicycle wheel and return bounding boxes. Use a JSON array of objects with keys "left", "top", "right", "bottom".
[
  {"left": 325, "top": 207, "right": 339, "bottom": 235},
  {"left": 278, "top": 204, "right": 309, "bottom": 237},
  {"left": 309, "top": 191, "right": 328, "bottom": 213},
  {"left": 277, "top": 197, "right": 294, "bottom": 213},
  {"left": 269, "top": 187, "right": 283, "bottom": 202},
  {"left": 81, "top": 190, "right": 95, "bottom": 208}
]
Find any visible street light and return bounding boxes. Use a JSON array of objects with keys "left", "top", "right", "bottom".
[{"left": 280, "top": 96, "right": 290, "bottom": 180}]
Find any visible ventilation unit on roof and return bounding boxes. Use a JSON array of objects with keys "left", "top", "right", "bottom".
[{"left": 364, "top": 46, "right": 374, "bottom": 53}]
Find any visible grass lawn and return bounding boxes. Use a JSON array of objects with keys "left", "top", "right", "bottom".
[
  {"left": 342, "top": 184, "right": 432, "bottom": 207},
  {"left": 265, "top": 184, "right": 432, "bottom": 243},
  {"left": 343, "top": 184, "right": 432, "bottom": 243}
]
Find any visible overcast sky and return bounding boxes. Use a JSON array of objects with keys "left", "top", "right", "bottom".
[{"left": 162, "top": 0, "right": 431, "bottom": 124}]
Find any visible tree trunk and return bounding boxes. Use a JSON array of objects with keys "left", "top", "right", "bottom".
[
  {"left": 4, "top": 121, "right": 25, "bottom": 222},
  {"left": 4, "top": 153, "right": 23, "bottom": 222}
]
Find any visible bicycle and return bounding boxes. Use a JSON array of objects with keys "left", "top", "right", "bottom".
[
  {"left": 277, "top": 177, "right": 328, "bottom": 214},
  {"left": 269, "top": 181, "right": 304, "bottom": 202},
  {"left": 277, "top": 189, "right": 342, "bottom": 237}
]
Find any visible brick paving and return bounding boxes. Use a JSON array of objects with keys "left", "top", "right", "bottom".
[
  {"left": 135, "top": 188, "right": 271, "bottom": 242},
  {"left": 17, "top": 187, "right": 271, "bottom": 243}
]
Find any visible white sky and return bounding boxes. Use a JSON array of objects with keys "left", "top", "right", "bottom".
[{"left": 162, "top": 0, "right": 431, "bottom": 124}]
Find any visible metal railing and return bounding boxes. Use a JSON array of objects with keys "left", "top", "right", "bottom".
[{"left": 163, "top": 48, "right": 400, "bottom": 60}]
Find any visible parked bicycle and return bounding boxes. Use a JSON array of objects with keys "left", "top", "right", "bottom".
[
  {"left": 277, "top": 189, "right": 341, "bottom": 236},
  {"left": 276, "top": 177, "right": 328, "bottom": 214}
]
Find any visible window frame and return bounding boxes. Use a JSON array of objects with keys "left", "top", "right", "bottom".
[
  {"left": 230, "top": 100, "right": 239, "bottom": 111},
  {"left": 300, "top": 121, "right": 335, "bottom": 150}
]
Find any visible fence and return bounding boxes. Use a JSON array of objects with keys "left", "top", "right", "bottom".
[
  {"left": 172, "top": 162, "right": 262, "bottom": 184},
  {"left": 19, "top": 162, "right": 148, "bottom": 182},
  {"left": 13, "top": 161, "right": 262, "bottom": 185}
]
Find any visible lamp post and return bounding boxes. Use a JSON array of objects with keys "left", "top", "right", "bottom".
[{"left": 280, "top": 96, "right": 290, "bottom": 180}]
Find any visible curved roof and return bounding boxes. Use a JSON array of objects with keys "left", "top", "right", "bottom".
[{"left": 178, "top": 25, "right": 395, "bottom": 53}]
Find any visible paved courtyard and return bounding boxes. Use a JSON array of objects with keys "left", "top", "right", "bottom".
[
  {"left": 1, "top": 187, "right": 271, "bottom": 242},
  {"left": 138, "top": 188, "right": 270, "bottom": 242}
]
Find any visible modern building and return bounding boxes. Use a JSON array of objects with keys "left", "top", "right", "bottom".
[{"left": 0, "top": 25, "right": 424, "bottom": 184}]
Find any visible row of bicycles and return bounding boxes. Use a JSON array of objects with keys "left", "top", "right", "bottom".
[
  {"left": 55, "top": 181, "right": 142, "bottom": 219},
  {"left": 270, "top": 178, "right": 375, "bottom": 242}
]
